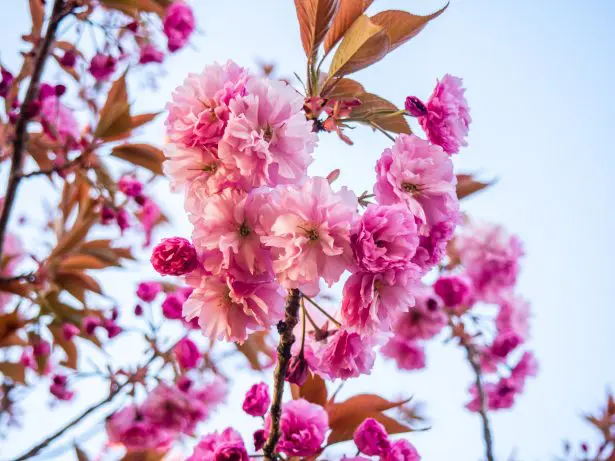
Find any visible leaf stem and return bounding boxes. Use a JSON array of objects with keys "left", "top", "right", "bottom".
[{"left": 303, "top": 294, "right": 341, "bottom": 327}]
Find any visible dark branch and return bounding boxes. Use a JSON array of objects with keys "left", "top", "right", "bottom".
[{"left": 263, "top": 289, "right": 301, "bottom": 460}]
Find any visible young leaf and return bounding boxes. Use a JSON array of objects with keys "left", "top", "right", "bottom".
[
  {"left": 325, "top": 77, "right": 364, "bottom": 99},
  {"left": 352, "top": 92, "right": 411, "bottom": 134},
  {"left": 50, "top": 324, "right": 78, "bottom": 369},
  {"left": 328, "top": 411, "right": 412, "bottom": 445},
  {"left": 111, "top": 144, "right": 165, "bottom": 175},
  {"left": 328, "top": 394, "right": 410, "bottom": 425},
  {"left": 290, "top": 372, "right": 328, "bottom": 407},
  {"left": 0, "top": 362, "right": 26, "bottom": 384},
  {"left": 327, "top": 15, "right": 389, "bottom": 80},
  {"left": 294, "top": 0, "right": 340, "bottom": 58},
  {"left": 456, "top": 174, "right": 494, "bottom": 200},
  {"left": 371, "top": 4, "right": 449, "bottom": 53},
  {"left": 29, "top": 0, "right": 44, "bottom": 37},
  {"left": 94, "top": 74, "right": 132, "bottom": 140},
  {"left": 323, "top": 0, "right": 374, "bottom": 53}
]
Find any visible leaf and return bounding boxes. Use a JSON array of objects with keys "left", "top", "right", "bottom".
[
  {"left": 111, "top": 144, "right": 165, "bottom": 175},
  {"left": 121, "top": 450, "right": 168, "bottom": 461},
  {"left": 352, "top": 92, "right": 411, "bottom": 134},
  {"left": 75, "top": 446, "right": 90, "bottom": 461},
  {"left": 0, "top": 312, "right": 27, "bottom": 348},
  {"left": 328, "top": 394, "right": 410, "bottom": 425},
  {"left": 130, "top": 112, "right": 160, "bottom": 130},
  {"left": 325, "top": 78, "right": 364, "bottom": 99},
  {"left": 294, "top": 0, "right": 340, "bottom": 58},
  {"left": 328, "top": 15, "right": 389, "bottom": 80},
  {"left": 324, "top": 0, "right": 373, "bottom": 53},
  {"left": 371, "top": 5, "right": 448, "bottom": 53},
  {"left": 456, "top": 174, "right": 493, "bottom": 200},
  {"left": 0, "top": 362, "right": 26, "bottom": 384},
  {"left": 60, "top": 254, "right": 114, "bottom": 271},
  {"left": 50, "top": 324, "right": 78, "bottom": 369},
  {"left": 94, "top": 74, "right": 132, "bottom": 140},
  {"left": 290, "top": 373, "right": 327, "bottom": 406},
  {"left": 328, "top": 411, "right": 412, "bottom": 445},
  {"left": 99, "top": 0, "right": 165, "bottom": 17},
  {"left": 235, "top": 331, "right": 275, "bottom": 371},
  {"left": 51, "top": 201, "right": 98, "bottom": 258},
  {"left": 56, "top": 270, "right": 103, "bottom": 304},
  {"left": 29, "top": 0, "right": 44, "bottom": 37}
]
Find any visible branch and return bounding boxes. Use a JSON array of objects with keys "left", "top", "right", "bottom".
[
  {"left": 17, "top": 153, "right": 90, "bottom": 179},
  {"left": 463, "top": 341, "right": 495, "bottom": 461},
  {"left": 0, "top": 273, "right": 36, "bottom": 284},
  {"left": 263, "top": 289, "right": 301, "bottom": 461},
  {"left": 0, "top": 0, "right": 71, "bottom": 260}
]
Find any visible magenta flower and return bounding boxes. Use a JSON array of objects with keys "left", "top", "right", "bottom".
[
  {"left": 136, "top": 281, "right": 162, "bottom": 302},
  {"left": 418, "top": 74, "right": 471, "bottom": 155},
  {"left": 183, "top": 273, "right": 285, "bottom": 342},
  {"left": 61, "top": 323, "right": 80, "bottom": 341},
  {"left": 382, "top": 439, "right": 421, "bottom": 461},
  {"left": 174, "top": 337, "right": 200, "bottom": 369},
  {"left": 118, "top": 174, "right": 143, "bottom": 198},
  {"left": 495, "top": 292, "right": 531, "bottom": 340},
  {"left": 467, "top": 378, "right": 519, "bottom": 412},
  {"left": 412, "top": 219, "right": 458, "bottom": 272},
  {"left": 313, "top": 328, "right": 376, "bottom": 380},
  {"left": 353, "top": 418, "right": 390, "bottom": 456},
  {"left": 433, "top": 274, "right": 473, "bottom": 309},
  {"left": 219, "top": 78, "right": 317, "bottom": 188},
  {"left": 457, "top": 222, "right": 524, "bottom": 302},
  {"left": 139, "top": 44, "right": 164, "bottom": 64},
  {"left": 266, "top": 398, "right": 329, "bottom": 457},
  {"left": 188, "top": 428, "right": 244, "bottom": 461},
  {"left": 163, "top": 1, "right": 195, "bottom": 52},
  {"left": 285, "top": 354, "right": 309, "bottom": 386},
  {"left": 39, "top": 94, "right": 80, "bottom": 145},
  {"left": 261, "top": 177, "right": 357, "bottom": 294},
  {"left": 166, "top": 60, "right": 249, "bottom": 148},
  {"left": 106, "top": 405, "right": 173, "bottom": 452},
  {"left": 190, "top": 188, "right": 271, "bottom": 276},
  {"left": 242, "top": 382, "right": 270, "bottom": 417},
  {"left": 393, "top": 289, "right": 447, "bottom": 340},
  {"left": 89, "top": 53, "right": 117, "bottom": 81},
  {"left": 138, "top": 197, "right": 161, "bottom": 247},
  {"left": 510, "top": 351, "right": 538, "bottom": 390},
  {"left": 82, "top": 316, "right": 101, "bottom": 336},
  {"left": 50, "top": 375, "right": 74, "bottom": 401},
  {"left": 151, "top": 237, "right": 199, "bottom": 276},
  {"left": 374, "top": 134, "right": 458, "bottom": 228},
  {"left": 381, "top": 338, "right": 426, "bottom": 371},
  {"left": 341, "top": 270, "right": 415, "bottom": 336},
  {"left": 490, "top": 330, "right": 522, "bottom": 359},
  {"left": 214, "top": 441, "right": 249, "bottom": 461},
  {"left": 351, "top": 204, "right": 419, "bottom": 274}
]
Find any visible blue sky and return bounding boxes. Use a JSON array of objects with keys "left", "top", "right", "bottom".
[{"left": 1, "top": 1, "right": 615, "bottom": 460}]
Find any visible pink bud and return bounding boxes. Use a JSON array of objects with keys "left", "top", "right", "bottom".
[
  {"left": 253, "top": 429, "right": 266, "bottom": 451},
  {"left": 89, "top": 53, "right": 117, "bottom": 81},
  {"left": 285, "top": 354, "right": 308, "bottom": 386},
  {"left": 118, "top": 174, "right": 143, "bottom": 198},
  {"left": 242, "top": 382, "right": 270, "bottom": 417},
  {"left": 116, "top": 207, "right": 131, "bottom": 232},
  {"left": 433, "top": 274, "right": 473, "bottom": 309},
  {"left": 353, "top": 418, "right": 390, "bottom": 456},
  {"left": 151, "top": 237, "right": 198, "bottom": 276},
  {"left": 59, "top": 51, "right": 77, "bottom": 68},
  {"left": 136, "top": 281, "right": 162, "bottom": 303},
  {"left": 404, "top": 96, "right": 428, "bottom": 117},
  {"left": 33, "top": 340, "right": 51, "bottom": 357},
  {"left": 82, "top": 316, "right": 101, "bottom": 336},
  {"left": 173, "top": 337, "right": 200, "bottom": 369},
  {"left": 62, "top": 323, "right": 80, "bottom": 341},
  {"left": 100, "top": 205, "right": 116, "bottom": 224}
]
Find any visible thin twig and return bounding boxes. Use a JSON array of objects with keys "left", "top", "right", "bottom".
[
  {"left": 0, "top": 0, "right": 72, "bottom": 260},
  {"left": 303, "top": 294, "right": 341, "bottom": 327},
  {"left": 263, "top": 289, "right": 301, "bottom": 461},
  {"left": 0, "top": 273, "right": 36, "bottom": 284},
  {"left": 368, "top": 121, "right": 396, "bottom": 142}
]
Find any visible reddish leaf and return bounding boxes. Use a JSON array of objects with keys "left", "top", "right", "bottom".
[
  {"left": 94, "top": 74, "right": 132, "bottom": 140},
  {"left": 111, "top": 143, "right": 165, "bottom": 175},
  {"left": 294, "top": 0, "right": 340, "bottom": 58},
  {"left": 351, "top": 92, "right": 411, "bottom": 134},
  {"left": 291, "top": 372, "right": 328, "bottom": 406},
  {"left": 323, "top": 0, "right": 374, "bottom": 53},
  {"left": 0, "top": 362, "right": 26, "bottom": 384},
  {"left": 456, "top": 174, "right": 493, "bottom": 200},
  {"left": 325, "top": 77, "right": 364, "bottom": 99},
  {"left": 328, "top": 411, "right": 412, "bottom": 445},
  {"left": 50, "top": 324, "right": 78, "bottom": 369},
  {"left": 60, "top": 254, "right": 115, "bottom": 271},
  {"left": 328, "top": 394, "right": 410, "bottom": 425},
  {"left": 235, "top": 331, "right": 276, "bottom": 371},
  {"left": 29, "top": 0, "right": 44, "bottom": 37}
]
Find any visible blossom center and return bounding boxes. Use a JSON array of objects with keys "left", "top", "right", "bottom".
[
  {"left": 202, "top": 162, "right": 218, "bottom": 173},
  {"left": 263, "top": 124, "right": 273, "bottom": 142},
  {"left": 402, "top": 182, "right": 419, "bottom": 194},
  {"left": 239, "top": 222, "right": 251, "bottom": 237},
  {"left": 305, "top": 228, "right": 319, "bottom": 241}
]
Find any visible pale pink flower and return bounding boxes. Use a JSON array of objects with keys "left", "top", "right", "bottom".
[
  {"left": 265, "top": 398, "right": 329, "bottom": 457},
  {"left": 312, "top": 328, "right": 376, "bottom": 380},
  {"left": 374, "top": 134, "right": 458, "bottom": 228},
  {"left": 351, "top": 204, "right": 420, "bottom": 274},
  {"left": 218, "top": 78, "right": 317, "bottom": 188},
  {"left": 419, "top": 74, "right": 471, "bottom": 155},
  {"left": 456, "top": 222, "right": 524, "bottom": 302},
  {"left": 183, "top": 272, "right": 285, "bottom": 342},
  {"left": 163, "top": 1, "right": 195, "bottom": 52},
  {"left": 242, "top": 381, "right": 270, "bottom": 417},
  {"left": 106, "top": 405, "right": 173, "bottom": 452},
  {"left": 510, "top": 351, "right": 538, "bottom": 389},
  {"left": 495, "top": 292, "right": 531, "bottom": 340},
  {"left": 191, "top": 188, "right": 271, "bottom": 276},
  {"left": 151, "top": 236, "right": 199, "bottom": 276},
  {"left": 261, "top": 177, "right": 356, "bottom": 294},
  {"left": 164, "top": 145, "right": 238, "bottom": 193},
  {"left": 40, "top": 95, "right": 80, "bottom": 145},
  {"left": 382, "top": 439, "right": 421, "bottom": 461},
  {"left": 187, "top": 428, "right": 243, "bottom": 461},
  {"left": 141, "top": 383, "right": 208, "bottom": 434},
  {"left": 166, "top": 61, "right": 249, "bottom": 148},
  {"left": 381, "top": 338, "right": 426, "bottom": 371},
  {"left": 341, "top": 271, "right": 415, "bottom": 336},
  {"left": 393, "top": 289, "right": 447, "bottom": 340},
  {"left": 353, "top": 418, "right": 390, "bottom": 456}
]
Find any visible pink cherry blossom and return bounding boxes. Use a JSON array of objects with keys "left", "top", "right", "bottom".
[
  {"left": 467, "top": 377, "right": 519, "bottom": 412},
  {"left": 490, "top": 330, "right": 522, "bottom": 359},
  {"left": 61, "top": 323, "right": 80, "bottom": 341},
  {"left": 353, "top": 418, "right": 390, "bottom": 456},
  {"left": 183, "top": 272, "right": 285, "bottom": 342},
  {"left": 242, "top": 382, "right": 270, "bottom": 417},
  {"left": 382, "top": 439, "right": 421, "bottom": 461},
  {"left": 510, "top": 351, "right": 538, "bottom": 389},
  {"left": 312, "top": 328, "right": 376, "bottom": 380},
  {"left": 381, "top": 338, "right": 426, "bottom": 371},
  {"left": 341, "top": 271, "right": 415, "bottom": 336},
  {"left": 265, "top": 398, "right": 329, "bottom": 457},
  {"left": 285, "top": 353, "right": 309, "bottom": 386},
  {"left": 151, "top": 237, "right": 199, "bottom": 276},
  {"left": 187, "top": 428, "right": 243, "bottom": 461},
  {"left": 218, "top": 78, "right": 317, "bottom": 188},
  {"left": 139, "top": 44, "right": 164, "bottom": 64},
  {"left": 50, "top": 375, "right": 74, "bottom": 401},
  {"left": 166, "top": 60, "right": 249, "bottom": 148},
  {"left": 118, "top": 174, "right": 143, "bottom": 198},
  {"left": 393, "top": 289, "right": 447, "bottom": 340},
  {"left": 136, "top": 281, "right": 162, "bottom": 302},
  {"left": 39, "top": 94, "right": 80, "bottom": 145},
  {"left": 350, "top": 204, "right": 420, "bottom": 274},
  {"left": 433, "top": 273, "right": 473, "bottom": 309},
  {"left": 173, "top": 337, "right": 200, "bottom": 369},
  {"left": 261, "top": 177, "right": 356, "bottom": 294},
  {"left": 164, "top": 145, "right": 238, "bottom": 193},
  {"left": 419, "top": 74, "right": 471, "bottom": 155},
  {"left": 412, "top": 219, "right": 458, "bottom": 272},
  {"left": 89, "top": 53, "right": 116, "bottom": 81},
  {"left": 495, "top": 292, "right": 531, "bottom": 340},
  {"left": 214, "top": 441, "right": 249, "bottom": 461},
  {"left": 456, "top": 222, "right": 524, "bottom": 302},
  {"left": 138, "top": 197, "right": 161, "bottom": 247},
  {"left": 163, "top": 1, "right": 195, "bottom": 52},
  {"left": 141, "top": 383, "right": 207, "bottom": 434},
  {"left": 374, "top": 133, "right": 458, "bottom": 228},
  {"left": 106, "top": 405, "right": 173, "bottom": 452},
  {"left": 190, "top": 189, "right": 271, "bottom": 276}
]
